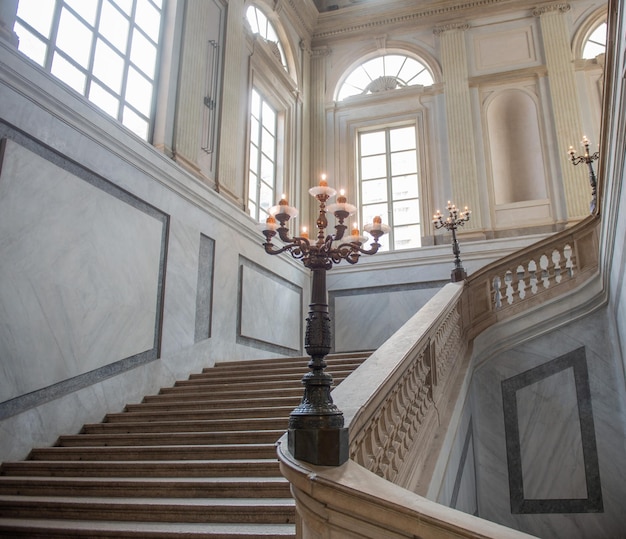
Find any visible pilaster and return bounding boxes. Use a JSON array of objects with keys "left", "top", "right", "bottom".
[
  {"left": 436, "top": 22, "right": 482, "bottom": 230},
  {"left": 534, "top": 2, "right": 588, "bottom": 218},
  {"left": 0, "top": 0, "right": 18, "bottom": 47},
  {"left": 309, "top": 46, "right": 331, "bottom": 184}
]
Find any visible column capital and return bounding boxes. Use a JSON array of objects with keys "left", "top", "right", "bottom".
[
  {"left": 532, "top": 3, "right": 570, "bottom": 17},
  {"left": 433, "top": 21, "right": 470, "bottom": 35}
]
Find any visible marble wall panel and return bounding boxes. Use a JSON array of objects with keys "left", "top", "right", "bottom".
[
  {"left": 472, "top": 25, "right": 538, "bottom": 73},
  {"left": 238, "top": 257, "right": 302, "bottom": 354},
  {"left": 331, "top": 283, "right": 441, "bottom": 352},
  {"left": 472, "top": 310, "right": 626, "bottom": 539},
  {"left": 195, "top": 233, "right": 215, "bottom": 342},
  {"left": 0, "top": 137, "right": 167, "bottom": 409}
]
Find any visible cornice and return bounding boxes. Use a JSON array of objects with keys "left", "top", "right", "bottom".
[
  {"left": 311, "top": 0, "right": 562, "bottom": 44},
  {"left": 433, "top": 22, "right": 471, "bottom": 35}
]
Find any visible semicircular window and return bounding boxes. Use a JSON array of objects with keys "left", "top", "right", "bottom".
[
  {"left": 338, "top": 54, "right": 433, "bottom": 101},
  {"left": 246, "top": 5, "right": 287, "bottom": 69},
  {"left": 582, "top": 21, "right": 606, "bottom": 59}
]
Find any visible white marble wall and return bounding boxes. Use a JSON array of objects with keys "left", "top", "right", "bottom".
[
  {"left": 0, "top": 42, "right": 310, "bottom": 461},
  {"left": 471, "top": 310, "right": 626, "bottom": 538}
]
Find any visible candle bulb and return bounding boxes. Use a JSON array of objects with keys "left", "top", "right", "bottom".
[
  {"left": 265, "top": 215, "right": 277, "bottom": 230},
  {"left": 569, "top": 145, "right": 575, "bottom": 156},
  {"left": 351, "top": 223, "right": 359, "bottom": 236},
  {"left": 279, "top": 194, "right": 288, "bottom": 206},
  {"left": 301, "top": 226, "right": 308, "bottom": 239},
  {"left": 372, "top": 215, "right": 382, "bottom": 230},
  {"left": 319, "top": 174, "right": 328, "bottom": 187},
  {"left": 337, "top": 189, "right": 347, "bottom": 204}
]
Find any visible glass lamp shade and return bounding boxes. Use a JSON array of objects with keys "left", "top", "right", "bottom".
[
  {"left": 326, "top": 202, "right": 357, "bottom": 215},
  {"left": 308, "top": 185, "right": 337, "bottom": 198},
  {"left": 269, "top": 204, "right": 299, "bottom": 219}
]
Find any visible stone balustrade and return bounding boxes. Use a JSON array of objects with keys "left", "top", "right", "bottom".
[{"left": 277, "top": 214, "right": 600, "bottom": 538}]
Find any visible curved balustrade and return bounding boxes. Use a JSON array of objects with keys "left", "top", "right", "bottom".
[{"left": 278, "top": 214, "right": 601, "bottom": 538}]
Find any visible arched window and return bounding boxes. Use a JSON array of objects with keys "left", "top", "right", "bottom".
[
  {"left": 582, "top": 21, "right": 606, "bottom": 59},
  {"left": 13, "top": 0, "right": 164, "bottom": 140},
  {"left": 245, "top": 5, "right": 287, "bottom": 69},
  {"left": 338, "top": 54, "right": 433, "bottom": 101}
]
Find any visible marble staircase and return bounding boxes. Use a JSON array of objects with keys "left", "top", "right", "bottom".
[{"left": 0, "top": 354, "right": 366, "bottom": 538}]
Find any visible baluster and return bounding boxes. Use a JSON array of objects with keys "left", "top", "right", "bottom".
[
  {"left": 540, "top": 254, "right": 550, "bottom": 289},
  {"left": 528, "top": 260, "right": 538, "bottom": 294},
  {"left": 516, "top": 264, "right": 526, "bottom": 300},
  {"left": 564, "top": 244, "right": 574, "bottom": 277},
  {"left": 493, "top": 275, "right": 502, "bottom": 308},
  {"left": 552, "top": 248, "right": 562, "bottom": 283},
  {"left": 504, "top": 270, "right": 514, "bottom": 304}
]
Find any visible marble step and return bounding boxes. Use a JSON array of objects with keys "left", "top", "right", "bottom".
[
  {"left": 173, "top": 370, "right": 352, "bottom": 387},
  {"left": 142, "top": 386, "right": 308, "bottom": 402},
  {"left": 0, "top": 459, "right": 281, "bottom": 478},
  {"left": 56, "top": 430, "right": 284, "bottom": 447},
  {"left": 83, "top": 417, "right": 288, "bottom": 434},
  {"left": 0, "top": 495, "right": 296, "bottom": 523},
  {"left": 210, "top": 353, "right": 367, "bottom": 370},
  {"left": 0, "top": 518, "right": 296, "bottom": 538},
  {"left": 104, "top": 404, "right": 294, "bottom": 423},
  {"left": 188, "top": 365, "right": 357, "bottom": 380},
  {"left": 126, "top": 389, "right": 303, "bottom": 417},
  {"left": 28, "top": 443, "right": 278, "bottom": 461},
  {"left": 0, "top": 476, "right": 291, "bottom": 498}
]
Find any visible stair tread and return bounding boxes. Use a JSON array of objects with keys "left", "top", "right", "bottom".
[
  {"left": 0, "top": 517, "right": 296, "bottom": 534},
  {"left": 0, "top": 494, "right": 294, "bottom": 505}
]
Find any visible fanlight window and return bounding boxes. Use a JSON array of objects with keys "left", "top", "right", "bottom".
[
  {"left": 582, "top": 22, "right": 607, "bottom": 59},
  {"left": 246, "top": 5, "right": 287, "bottom": 68},
  {"left": 338, "top": 54, "right": 433, "bottom": 101}
]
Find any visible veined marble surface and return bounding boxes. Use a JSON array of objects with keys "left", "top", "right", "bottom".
[{"left": 0, "top": 139, "right": 164, "bottom": 401}]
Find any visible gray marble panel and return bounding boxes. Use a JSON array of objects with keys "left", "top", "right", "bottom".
[
  {"left": 0, "top": 137, "right": 167, "bottom": 408},
  {"left": 331, "top": 283, "right": 442, "bottom": 352},
  {"left": 238, "top": 258, "right": 302, "bottom": 354},
  {"left": 451, "top": 419, "right": 478, "bottom": 516},
  {"left": 501, "top": 347, "right": 602, "bottom": 514},
  {"left": 195, "top": 234, "right": 215, "bottom": 342}
]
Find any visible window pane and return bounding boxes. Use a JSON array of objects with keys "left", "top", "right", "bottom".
[
  {"left": 249, "top": 171, "right": 258, "bottom": 197},
  {"left": 262, "top": 102, "right": 276, "bottom": 134},
  {"left": 394, "top": 224, "right": 421, "bottom": 250},
  {"left": 384, "top": 55, "right": 406, "bottom": 77},
  {"left": 250, "top": 118, "right": 260, "bottom": 146},
  {"left": 249, "top": 146, "right": 259, "bottom": 172},
  {"left": 391, "top": 150, "right": 417, "bottom": 176},
  {"left": 361, "top": 179, "right": 387, "bottom": 204},
  {"left": 261, "top": 128, "right": 275, "bottom": 158},
  {"left": 249, "top": 201, "right": 258, "bottom": 218},
  {"left": 111, "top": 0, "right": 134, "bottom": 16},
  {"left": 17, "top": 0, "right": 55, "bottom": 37},
  {"left": 93, "top": 38, "right": 124, "bottom": 92},
  {"left": 89, "top": 81, "right": 120, "bottom": 117},
  {"left": 390, "top": 127, "right": 416, "bottom": 152},
  {"left": 125, "top": 66, "right": 152, "bottom": 116},
  {"left": 130, "top": 29, "right": 157, "bottom": 77},
  {"left": 360, "top": 131, "right": 385, "bottom": 156},
  {"left": 51, "top": 53, "right": 86, "bottom": 93},
  {"left": 259, "top": 181, "right": 274, "bottom": 213},
  {"left": 15, "top": 24, "right": 47, "bottom": 66},
  {"left": 392, "top": 174, "right": 419, "bottom": 200},
  {"left": 260, "top": 155, "right": 274, "bottom": 183},
  {"left": 136, "top": 0, "right": 161, "bottom": 42},
  {"left": 393, "top": 199, "right": 420, "bottom": 226},
  {"left": 360, "top": 154, "right": 387, "bottom": 180},
  {"left": 362, "top": 57, "right": 384, "bottom": 80},
  {"left": 100, "top": 0, "right": 130, "bottom": 53},
  {"left": 362, "top": 203, "right": 388, "bottom": 227},
  {"left": 57, "top": 8, "right": 93, "bottom": 67},
  {"left": 65, "top": 0, "right": 98, "bottom": 25},
  {"left": 122, "top": 105, "right": 149, "bottom": 138}
]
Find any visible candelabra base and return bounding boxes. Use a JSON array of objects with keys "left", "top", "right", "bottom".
[
  {"left": 451, "top": 267, "right": 467, "bottom": 282},
  {"left": 288, "top": 427, "right": 349, "bottom": 466}
]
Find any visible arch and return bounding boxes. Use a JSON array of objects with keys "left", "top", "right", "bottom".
[
  {"left": 486, "top": 89, "right": 548, "bottom": 205},
  {"left": 333, "top": 46, "right": 440, "bottom": 102},
  {"left": 244, "top": 2, "right": 298, "bottom": 83},
  {"left": 572, "top": 7, "right": 608, "bottom": 59}
]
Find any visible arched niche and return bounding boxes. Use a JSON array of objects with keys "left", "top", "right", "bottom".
[{"left": 487, "top": 89, "right": 548, "bottom": 206}]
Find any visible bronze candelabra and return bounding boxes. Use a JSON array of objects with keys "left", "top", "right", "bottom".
[
  {"left": 433, "top": 201, "right": 471, "bottom": 282},
  {"left": 260, "top": 176, "right": 388, "bottom": 465},
  {"left": 568, "top": 135, "right": 600, "bottom": 214}
]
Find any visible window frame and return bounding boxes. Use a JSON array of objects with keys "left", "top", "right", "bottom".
[
  {"left": 357, "top": 123, "right": 423, "bottom": 252},
  {"left": 13, "top": 0, "right": 165, "bottom": 141}
]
